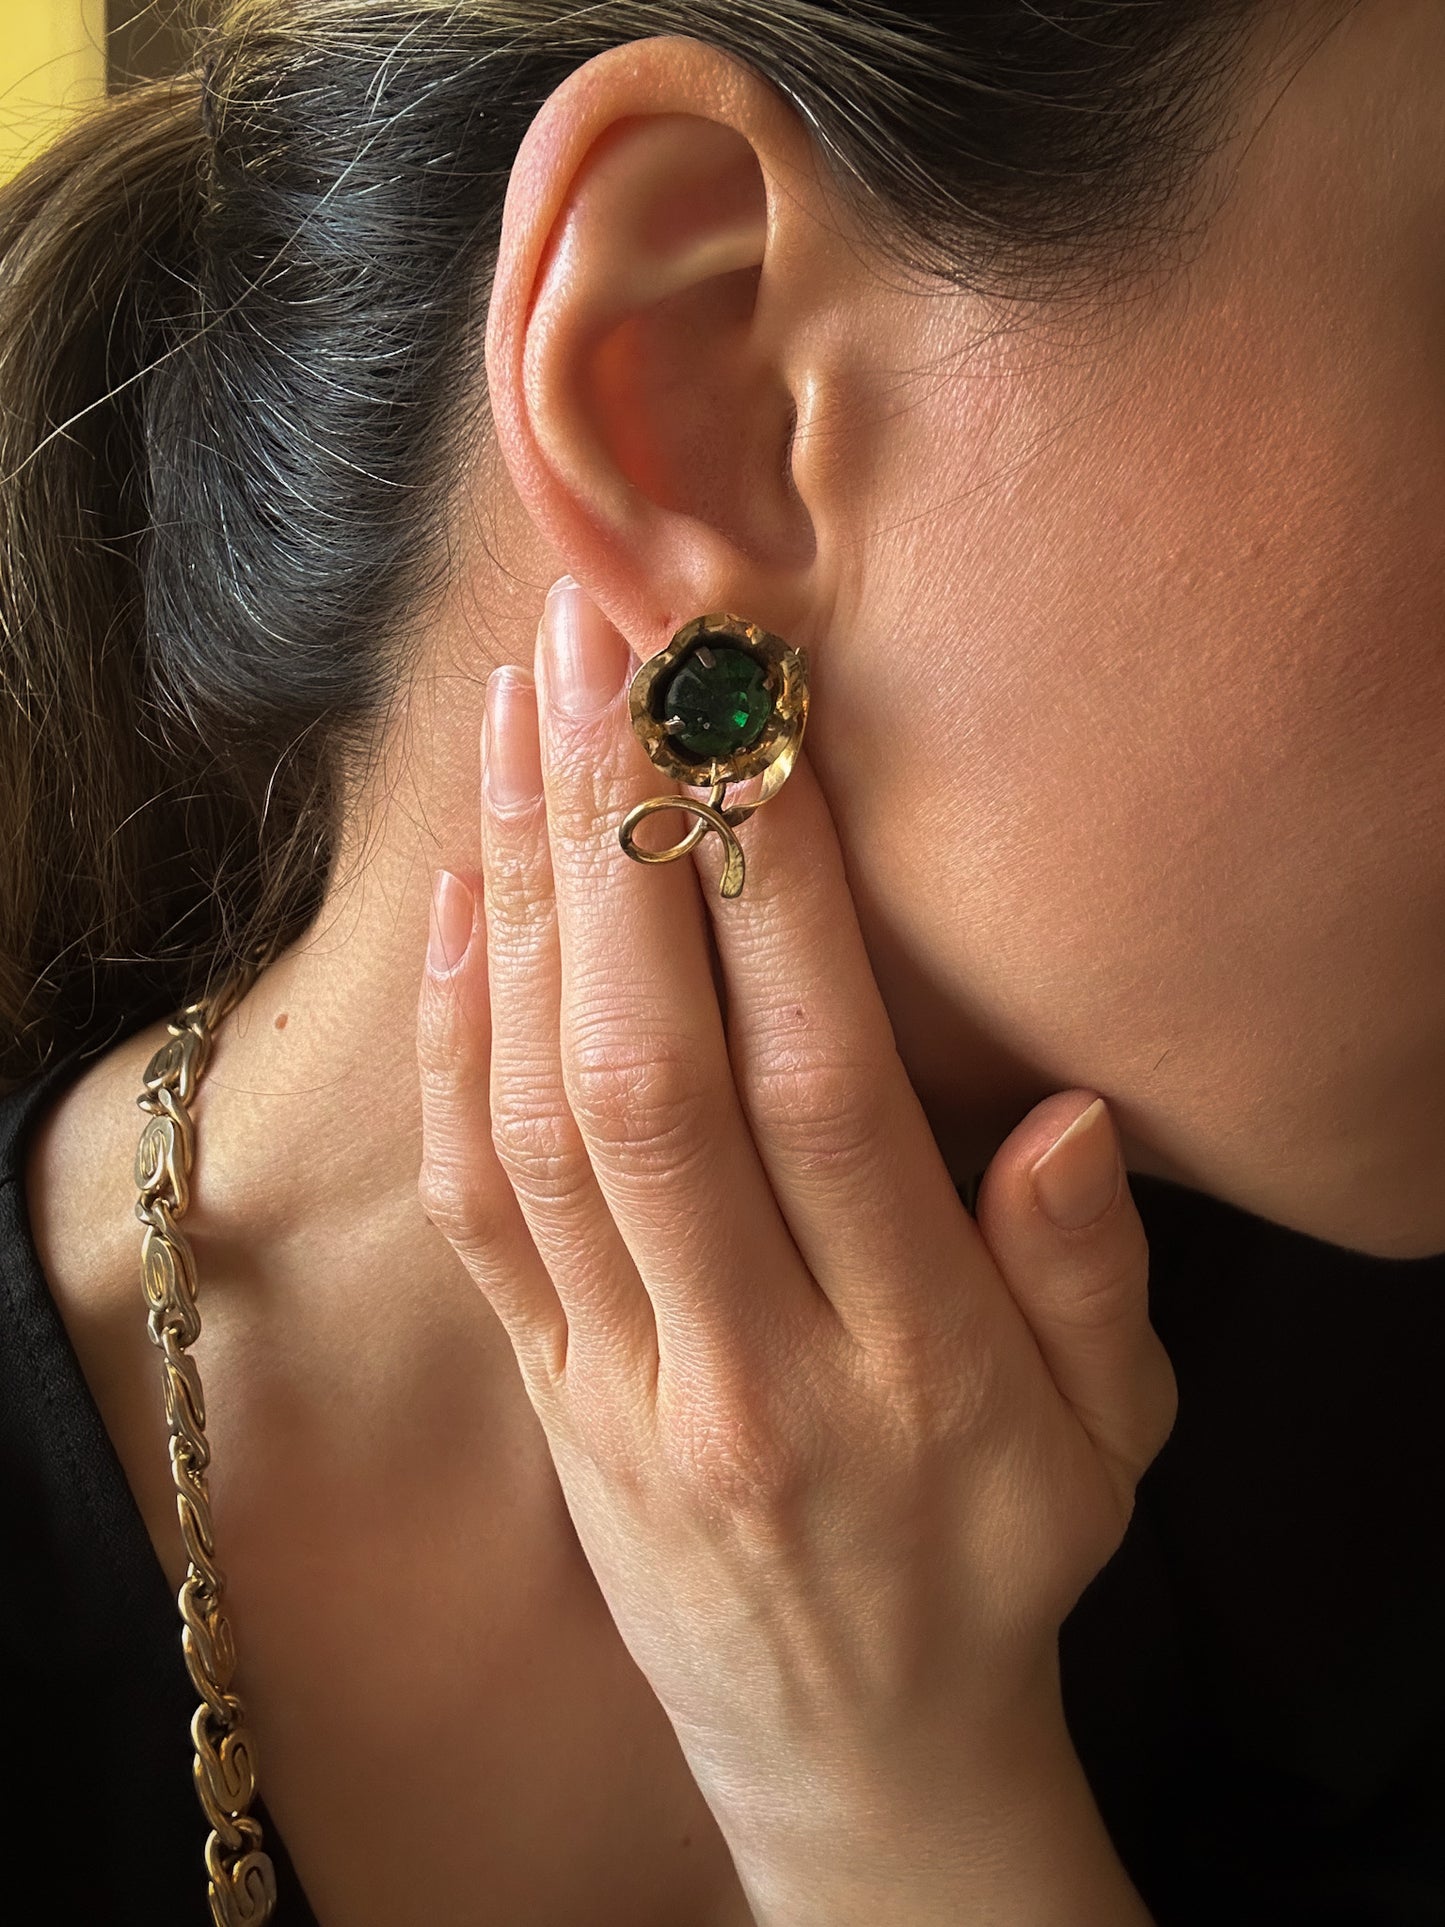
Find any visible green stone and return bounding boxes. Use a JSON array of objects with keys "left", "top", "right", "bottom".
[{"left": 657, "top": 644, "right": 774, "bottom": 762}]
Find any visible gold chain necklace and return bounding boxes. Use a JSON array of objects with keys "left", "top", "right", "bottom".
[{"left": 132, "top": 963, "right": 278, "bottom": 1926}]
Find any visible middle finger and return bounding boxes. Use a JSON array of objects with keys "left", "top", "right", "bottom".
[{"left": 533, "top": 578, "right": 821, "bottom": 1370}]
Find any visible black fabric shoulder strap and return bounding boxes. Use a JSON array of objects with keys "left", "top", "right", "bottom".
[{"left": 0, "top": 1024, "right": 319, "bottom": 1924}]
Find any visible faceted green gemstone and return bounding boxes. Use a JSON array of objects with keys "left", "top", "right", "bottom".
[{"left": 657, "top": 643, "right": 774, "bottom": 762}]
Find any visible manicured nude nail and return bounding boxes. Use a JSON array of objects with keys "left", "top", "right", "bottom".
[
  {"left": 541, "top": 577, "right": 632, "bottom": 721},
  {"left": 1030, "top": 1097, "right": 1121, "bottom": 1229},
  {"left": 483, "top": 665, "right": 543, "bottom": 813},
  {"left": 428, "top": 869, "right": 474, "bottom": 976}
]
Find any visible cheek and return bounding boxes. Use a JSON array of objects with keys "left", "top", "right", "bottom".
[{"left": 823, "top": 339, "right": 1445, "bottom": 1257}]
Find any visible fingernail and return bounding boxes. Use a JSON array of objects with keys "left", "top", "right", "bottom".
[
  {"left": 483, "top": 665, "right": 542, "bottom": 814},
  {"left": 1030, "top": 1097, "right": 1121, "bottom": 1230},
  {"left": 428, "top": 869, "right": 474, "bottom": 976},
  {"left": 540, "top": 576, "right": 631, "bottom": 721}
]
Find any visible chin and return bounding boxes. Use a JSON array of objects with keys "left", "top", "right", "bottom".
[
  {"left": 1302, "top": 1212, "right": 1445, "bottom": 1265},
  {"left": 1114, "top": 1122, "right": 1445, "bottom": 1264},
  {"left": 1178, "top": 1150, "right": 1444, "bottom": 1264},
  {"left": 1255, "top": 1127, "right": 1445, "bottom": 1262}
]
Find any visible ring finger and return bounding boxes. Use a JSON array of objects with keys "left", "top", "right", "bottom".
[{"left": 480, "top": 650, "right": 655, "bottom": 1379}]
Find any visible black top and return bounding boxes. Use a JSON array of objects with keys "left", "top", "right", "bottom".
[{"left": 3, "top": 1016, "right": 1442, "bottom": 1925}]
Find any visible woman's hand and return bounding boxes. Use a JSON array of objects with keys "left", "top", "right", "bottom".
[{"left": 415, "top": 576, "right": 1177, "bottom": 1899}]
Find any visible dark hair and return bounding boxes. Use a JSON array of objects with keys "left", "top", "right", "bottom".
[{"left": 0, "top": 0, "right": 1348, "bottom": 1090}]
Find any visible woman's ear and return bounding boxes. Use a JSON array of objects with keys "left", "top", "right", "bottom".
[{"left": 485, "top": 34, "right": 848, "bottom": 652}]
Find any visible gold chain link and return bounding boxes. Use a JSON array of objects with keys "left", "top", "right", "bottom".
[{"left": 133, "top": 961, "right": 278, "bottom": 1925}]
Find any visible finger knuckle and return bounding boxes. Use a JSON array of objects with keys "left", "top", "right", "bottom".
[
  {"left": 1056, "top": 1215, "right": 1152, "bottom": 1335},
  {"left": 1059, "top": 1265, "right": 1136, "bottom": 1335},
  {"left": 480, "top": 830, "right": 544, "bottom": 902},
  {"left": 663, "top": 1401, "right": 807, "bottom": 1528},
  {"left": 416, "top": 984, "right": 467, "bottom": 1083},
  {"left": 416, "top": 1155, "right": 505, "bottom": 1259},
  {"left": 482, "top": 859, "right": 555, "bottom": 968},
  {"left": 744, "top": 1046, "right": 883, "bottom": 1175},
  {"left": 548, "top": 783, "right": 627, "bottom": 875},
  {"left": 489, "top": 1089, "right": 589, "bottom": 1207},
  {"left": 866, "top": 1317, "right": 1002, "bottom": 1445},
  {"left": 562, "top": 1028, "right": 708, "bottom": 1170}
]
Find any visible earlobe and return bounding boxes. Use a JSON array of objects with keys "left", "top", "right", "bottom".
[{"left": 485, "top": 37, "right": 826, "bottom": 645}]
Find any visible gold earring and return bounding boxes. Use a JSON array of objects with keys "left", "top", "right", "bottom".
[{"left": 617, "top": 613, "right": 810, "bottom": 900}]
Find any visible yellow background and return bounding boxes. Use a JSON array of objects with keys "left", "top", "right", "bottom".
[{"left": 0, "top": 1, "right": 107, "bottom": 183}]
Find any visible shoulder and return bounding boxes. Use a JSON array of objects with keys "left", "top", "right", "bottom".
[{"left": 18, "top": 1016, "right": 176, "bottom": 1331}]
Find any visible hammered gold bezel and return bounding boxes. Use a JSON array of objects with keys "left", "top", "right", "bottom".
[{"left": 627, "top": 613, "right": 808, "bottom": 786}]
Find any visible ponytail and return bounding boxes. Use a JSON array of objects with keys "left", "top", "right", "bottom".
[{"left": 0, "top": 76, "right": 330, "bottom": 1093}]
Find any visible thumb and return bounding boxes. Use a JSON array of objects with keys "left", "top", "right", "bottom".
[{"left": 975, "top": 1091, "right": 1178, "bottom": 1499}]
